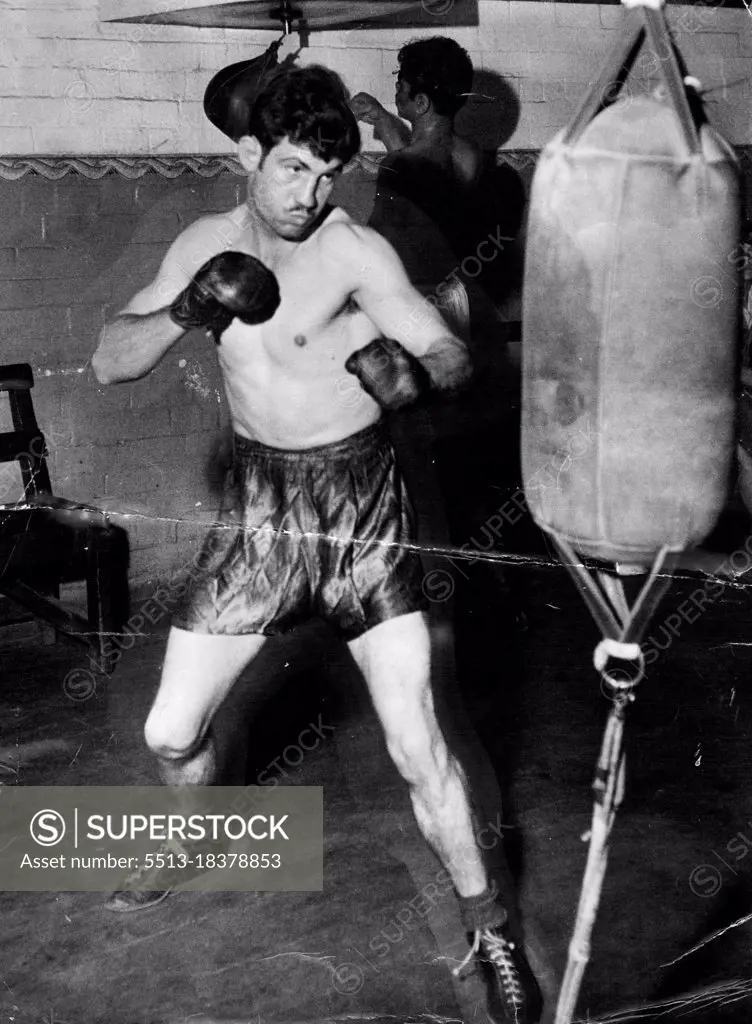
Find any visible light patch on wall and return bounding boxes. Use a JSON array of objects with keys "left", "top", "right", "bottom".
[
  {"left": 39, "top": 367, "right": 87, "bottom": 377},
  {"left": 181, "top": 359, "right": 212, "bottom": 399}
]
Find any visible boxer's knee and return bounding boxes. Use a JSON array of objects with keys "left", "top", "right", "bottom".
[
  {"left": 385, "top": 718, "right": 448, "bottom": 789},
  {"left": 144, "top": 705, "right": 205, "bottom": 762}
]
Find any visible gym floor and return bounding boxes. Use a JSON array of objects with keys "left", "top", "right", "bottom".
[{"left": 2, "top": 427, "right": 752, "bottom": 1024}]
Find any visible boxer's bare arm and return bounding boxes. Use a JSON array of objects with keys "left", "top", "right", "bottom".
[
  {"left": 374, "top": 112, "right": 411, "bottom": 153},
  {"left": 92, "top": 239, "right": 194, "bottom": 384},
  {"left": 350, "top": 92, "right": 410, "bottom": 153},
  {"left": 93, "top": 218, "right": 222, "bottom": 385},
  {"left": 328, "top": 222, "right": 471, "bottom": 390}
]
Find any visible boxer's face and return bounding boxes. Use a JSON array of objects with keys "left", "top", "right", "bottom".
[
  {"left": 395, "top": 74, "right": 412, "bottom": 119},
  {"left": 395, "top": 74, "right": 426, "bottom": 124},
  {"left": 241, "top": 136, "right": 343, "bottom": 240}
]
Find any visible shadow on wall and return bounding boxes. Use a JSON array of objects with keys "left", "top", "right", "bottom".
[
  {"left": 332, "top": 69, "right": 521, "bottom": 226},
  {"left": 0, "top": 168, "right": 246, "bottom": 585},
  {"left": 457, "top": 68, "right": 520, "bottom": 151}
]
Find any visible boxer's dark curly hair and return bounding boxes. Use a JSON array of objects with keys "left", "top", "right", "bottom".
[
  {"left": 249, "top": 65, "right": 360, "bottom": 164},
  {"left": 397, "top": 37, "right": 473, "bottom": 118}
]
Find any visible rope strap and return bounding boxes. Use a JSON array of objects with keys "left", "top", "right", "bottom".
[
  {"left": 548, "top": 537, "right": 677, "bottom": 1023},
  {"left": 555, "top": 704, "right": 627, "bottom": 1024}
]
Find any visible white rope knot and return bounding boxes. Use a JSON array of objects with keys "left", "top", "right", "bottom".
[{"left": 593, "top": 638, "right": 645, "bottom": 691}]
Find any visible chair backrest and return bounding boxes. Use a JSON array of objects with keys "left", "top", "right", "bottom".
[{"left": 0, "top": 363, "right": 52, "bottom": 501}]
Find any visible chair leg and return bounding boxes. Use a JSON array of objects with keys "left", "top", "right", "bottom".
[{"left": 86, "top": 527, "right": 117, "bottom": 675}]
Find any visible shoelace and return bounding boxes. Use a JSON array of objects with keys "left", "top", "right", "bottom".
[
  {"left": 453, "top": 928, "right": 481, "bottom": 977},
  {"left": 479, "top": 928, "right": 525, "bottom": 1005},
  {"left": 453, "top": 928, "right": 524, "bottom": 1007}
]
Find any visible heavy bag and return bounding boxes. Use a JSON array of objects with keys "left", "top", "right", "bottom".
[{"left": 521, "top": 8, "right": 741, "bottom": 566}]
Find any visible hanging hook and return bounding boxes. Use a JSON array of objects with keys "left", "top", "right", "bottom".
[{"left": 271, "top": 1, "right": 302, "bottom": 36}]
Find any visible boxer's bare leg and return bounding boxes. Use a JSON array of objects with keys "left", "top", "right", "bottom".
[
  {"left": 348, "top": 610, "right": 487, "bottom": 897},
  {"left": 350, "top": 611, "right": 543, "bottom": 1021},
  {"left": 105, "top": 627, "right": 265, "bottom": 912},
  {"left": 144, "top": 626, "right": 267, "bottom": 784}
]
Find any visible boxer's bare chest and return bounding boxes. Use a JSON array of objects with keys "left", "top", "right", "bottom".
[
  {"left": 217, "top": 242, "right": 373, "bottom": 386},
  {"left": 220, "top": 286, "right": 369, "bottom": 382}
]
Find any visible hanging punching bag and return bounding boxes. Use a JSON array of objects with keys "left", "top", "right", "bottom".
[
  {"left": 521, "top": 7, "right": 741, "bottom": 566},
  {"left": 204, "top": 44, "right": 283, "bottom": 141}
]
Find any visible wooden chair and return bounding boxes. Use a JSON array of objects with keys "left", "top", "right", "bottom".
[{"left": 0, "top": 363, "right": 127, "bottom": 674}]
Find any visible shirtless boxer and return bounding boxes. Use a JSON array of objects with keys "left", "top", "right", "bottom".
[
  {"left": 92, "top": 65, "right": 540, "bottom": 1023},
  {"left": 351, "top": 36, "right": 481, "bottom": 174},
  {"left": 352, "top": 37, "right": 524, "bottom": 312}
]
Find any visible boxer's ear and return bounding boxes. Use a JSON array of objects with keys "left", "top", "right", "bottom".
[
  {"left": 238, "top": 135, "right": 264, "bottom": 173},
  {"left": 414, "top": 92, "right": 431, "bottom": 117}
]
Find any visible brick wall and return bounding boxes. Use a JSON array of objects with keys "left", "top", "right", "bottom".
[
  {"left": 0, "top": 158, "right": 391, "bottom": 587},
  {"left": 1, "top": 0, "right": 751, "bottom": 592},
  {"left": 1, "top": 0, "right": 751, "bottom": 155},
  {"left": 2, "top": 148, "right": 749, "bottom": 591},
  {"left": 0, "top": 168, "right": 249, "bottom": 586}
]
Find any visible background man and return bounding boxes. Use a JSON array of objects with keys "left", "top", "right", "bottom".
[
  {"left": 351, "top": 36, "right": 525, "bottom": 320},
  {"left": 93, "top": 63, "right": 541, "bottom": 1023}
]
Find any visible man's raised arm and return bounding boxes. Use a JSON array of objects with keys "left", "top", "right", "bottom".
[
  {"left": 92, "top": 229, "right": 196, "bottom": 385},
  {"left": 350, "top": 93, "right": 411, "bottom": 154},
  {"left": 331, "top": 222, "right": 472, "bottom": 395},
  {"left": 93, "top": 215, "right": 281, "bottom": 386}
]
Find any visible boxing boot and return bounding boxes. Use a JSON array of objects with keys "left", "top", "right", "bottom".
[
  {"left": 455, "top": 922, "right": 543, "bottom": 1023},
  {"left": 104, "top": 832, "right": 231, "bottom": 914}
]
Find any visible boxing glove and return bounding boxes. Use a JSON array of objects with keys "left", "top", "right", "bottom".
[
  {"left": 170, "top": 251, "right": 281, "bottom": 344},
  {"left": 345, "top": 337, "right": 430, "bottom": 411}
]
